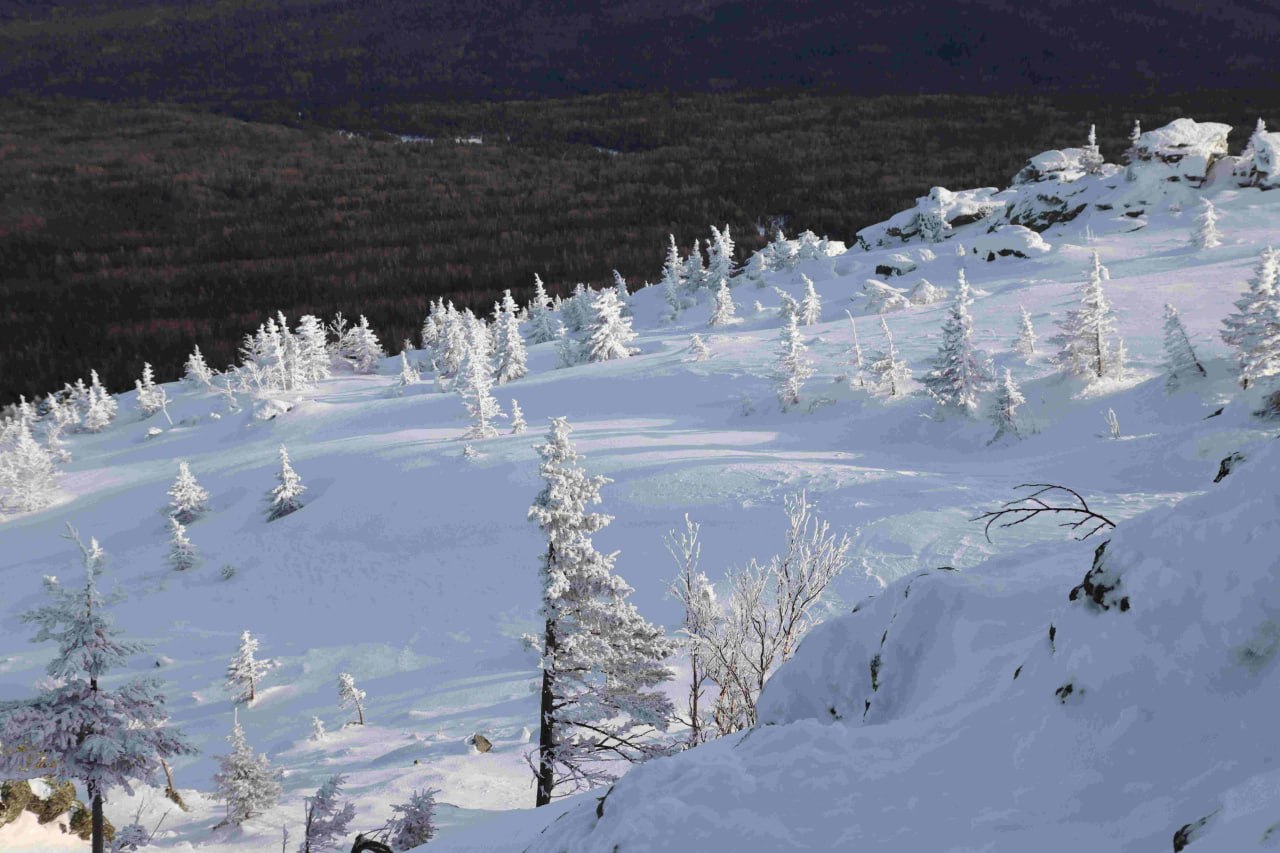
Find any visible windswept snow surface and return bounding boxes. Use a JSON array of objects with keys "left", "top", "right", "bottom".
[{"left": 2, "top": 120, "right": 1279, "bottom": 852}]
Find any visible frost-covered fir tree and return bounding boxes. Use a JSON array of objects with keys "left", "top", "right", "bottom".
[
  {"left": 135, "top": 363, "right": 167, "bottom": 418},
  {"left": 744, "top": 251, "right": 768, "bottom": 288},
  {"left": 167, "top": 461, "right": 209, "bottom": 523},
  {"left": 1162, "top": 303, "right": 1207, "bottom": 392},
  {"left": 432, "top": 304, "right": 469, "bottom": 385},
  {"left": 799, "top": 274, "right": 822, "bottom": 325},
  {"left": 868, "top": 318, "right": 912, "bottom": 399},
  {"left": 563, "top": 283, "right": 592, "bottom": 333},
  {"left": 774, "top": 312, "right": 814, "bottom": 411},
  {"left": 611, "top": 270, "right": 633, "bottom": 317},
  {"left": 688, "top": 333, "right": 711, "bottom": 361},
  {"left": 457, "top": 337, "right": 502, "bottom": 440},
  {"left": 766, "top": 229, "right": 795, "bottom": 272},
  {"left": 310, "top": 716, "right": 326, "bottom": 741},
  {"left": 90, "top": 370, "right": 118, "bottom": 423},
  {"left": 708, "top": 278, "right": 738, "bottom": 327},
  {"left": 166, "top": 515, "right": 198, "bottom": 571},
  {"left": 844, "top": 311, "right": 865, "bottom": 387},
  {"left": 295, "top": 315, "right": 332, "bottom": 383},
  {"left": 509, "top": 398, "right": 528, "bottom": 434},
  {"left": 339, "top": 315, "right": 385, "bottom": 373},
  {"left": 660, "top": 234, "right": 684, "bottom": 295},
  {"left": 387, "top": 788, "right": 438, "bottom": 851},
  {"left": 554, "top": 321, "right": 579, "bottom": 369},
  {"left": 526, "top": 275, "right": 560, "bottom": 344},
  {"left": 1124, "top": 119, "right": 1142, "bottom": 165},
  {"left": 420, "top": 299, "right": 446, "bottom": 351},
  {"left": 1052, "top": 253, "right": 1122, "bottom": 380},
  {"left": 297, "top": 775, "right": 355, "bottom": 853},
  {"left": 212, "top": 711, "right": 281, "bottom": 826},
  {"left": 1221, "top": 246, "right": 1280, "bottom": 388},
  {"left": 267, "top": 444, "right": 306, "bottom": 520},
  {"left": 528, "top": 418, "right": 674, "bottom": 805},
  {"left": 586, "top": 287, "right": 638, "bottom": 362},
  {"left": 226, "top": 629, "right": 269, "bottom": 704},
  {"left": 1235, "top": 118, "right": 1268, "bottom": 185},
  {"left": 1014, "top": 305, "right": 1037, "bottom": 360},
  {"left": 921, "top": 276, "right": 993, "bottom": 415},
  {"left": 184, "top": 346, "right": 214, "bottom": 388},
  {"left": 681, "top": 240, "right": 707, "bottom": 293},
  {"left": 987, "top": 368, "right": 1027, "bottom": 445},
  {"left": 494, "top": 290, "right": 529, "bottom": 384},
  {"left": 1079, "top": 123, "right": 1104, "bottom": 175},
  {"left": 662, "top": 274, "right": 683, "bottom": 323},
  {"left": 706, "top": 225, "right": 735, "bottom": 287},
  {"left": 0, "top": 420, "right": 58, "bottom": 513},
  {"left": 1192, "top": 198, "right": 1223, "bottom": 249},
  {"left": 0, "top": 526, "right": 191, "bottom": 853},
  {"left": 338, "top": 672, "right": 366, "bottom": 725},
  {"left": 396, "top": 350, "right": 420, "bottom": 391}
]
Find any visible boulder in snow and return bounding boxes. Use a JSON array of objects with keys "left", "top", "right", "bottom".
[
  {"left": 1129, "top": 118, "right": 1231, "bottom": 185},
  {"left": 856, "top": 186, "right": 1003, "bottom": 250},
  {"left": 874, "top": 253, "right": 917, "bottom": 278},
  {"left": 861, "top": 279, "right": 911, "bottom": 313},
  {"left": 970, "top": 224, "right": 1052, "bottom": 261},
  {"left": 906, "top": 278, "right": 946, "bottom": 305}
]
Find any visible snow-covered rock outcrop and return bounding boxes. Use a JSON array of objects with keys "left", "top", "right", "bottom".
[{"left": 1129, "top": 117, "right": 1231, "bottom": 185}]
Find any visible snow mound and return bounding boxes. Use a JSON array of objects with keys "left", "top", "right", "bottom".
[
  {"left": 1251, "top": 130, "right": 1280, "bottom": 189},
  {"left": 968, "top": 224, "right": 1052, "bottom": 261}
]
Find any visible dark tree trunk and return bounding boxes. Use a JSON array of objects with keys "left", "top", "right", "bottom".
[
  {"left": 91, "top": 788, "right": 105, "bottom": 853},
  {"left": 535, "top": 613, "right": 556, "bottom": 807}
]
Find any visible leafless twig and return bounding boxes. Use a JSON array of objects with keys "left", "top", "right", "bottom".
[{"left": 972, "top": 483, "right": 1116, "bottom": 542}]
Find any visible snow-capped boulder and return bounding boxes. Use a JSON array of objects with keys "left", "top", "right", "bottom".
[
  {"left": 1247, "top": 130, "right": 1280, "bottom": 189},
  {"left": 873, "top": 253, "right": 917, "bottom": 277},
  {"left": 855, "top": 186, "right": 1002, "bottom": 250},
  {"left": 1012, "top": 147, "right": 1089, "bottom": 185},
  {"left": 970, "top": 224, "right": 1052, "bottom": 261},
  {"left": 906, "top": 278, "right": 946, "bottom": 305},
  {"left": 1129, "top": 118, "right": 1231, "bottom": 185},
  {"left": 861, "top": 279, "right": 910, "bottom": 313}
]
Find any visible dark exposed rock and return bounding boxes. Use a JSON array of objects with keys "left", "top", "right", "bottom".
[
  {"left": 1214, "top": 452, "right": 1244, "bottom": 483},
  {"left": 470, "top": 733, "right": 493, "bottom": 753},
  {"left": 1069, "top": 540, "right": 1129, "bottom": 613},
  {"left": 1173, "top": 810, "right": 1219, "bottom": 851}
]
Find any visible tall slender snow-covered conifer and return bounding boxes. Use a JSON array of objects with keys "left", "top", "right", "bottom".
[
  {"left": 705, "top": 225, "right": 735, "bottom": 287},
  {"left": 774, "top": 312, "right": 814, "bottom": 411},
  {"left": 396, "top": 350, "right": 420, "bottom": 392},
  {"left": 1014, "top": 305, "right": 1037, "bottom": 360},
  {"left": 799, "top": 275, "right": 822, "bottom": 326},
  {"left": 338, "top": 672, "right": 366, "bottom": 725},
  {"left": 0, "top": 526, "right": 192, "bottom": 853},
  {"left": 1162, "top": 303, "right": 1207, "bottom": 391},
  {"left": 494, "top": 290, "right": 529, "bottom": 384},
  {"left": 554, "top": 321, "right": 579, "bottom": 369},
  {"left": 0, "top": 421, "right": 58, "bottom": 513},
  {"left": 708, "top": 278, "right": 738, "bottom": 327},
  {"left": 212, "top": 711, "right": 281, "bottom": 826},
  {"left": 267, "top": 445, "right": 306, "bottom": 520},
  {"left": 226, "top": 630, "right": 269, "bottom": 704},
  {"left": 868, "top": 318, "right": 912, "bottom": 399},
  {"left": 1080, "top": 123, "right": 1103, "bottom": 175},
  {"left": 527, "top": 275, "right": 559, "bottom": 344},
  {"left": 660, "top": 234, "right": 684, "bottom": 293},
  {"left": 921, "top": 276, "right": 993, "bottom": 415},
  {"left": 611, "top": 270, "right": 633, "bottom": 317},
  {"left": 987, "top": 369, "right": 1027, "bottom": 445},
  {"left": 168, "top": 461, "right": 209, "bottom": 523},
  {"left": 340, "top": 315, "right": 385, "bottom": 374},
  {"left": 297, "top": 775, "right": 355, "bottom": 853},
  {"left": 586, "top": 288, "right": 638, "bottom": 362},
  {"left": 1192, "top": 198, "right": 1223, "bottom": 249},
  {"left": 457, "top": 338, "right": 502, "bottom": 440},
  {"left": 167, "top": 515, "right": 198, "bottom": 571},
  {"left": 766, "top": 230, "right": 795, "bottom": 272},
  {"left": 1052, "top": 253, "right": 1122, "bottom": 381},
  {"left": 681, "top": 240, "right": 707, "bottom": 293},
  {"left": 665, "top": 515, "right": 716, "bottom": 746},
  {"left": 295, "top": 315, "right": 332, "bottom": 383},
  {"left": 135, "top": 363, "right": 167, "bottom": 417},
  {"left": 1221, "top": 246, "right": 1280, "bottom": 388},
  {"left": 510, "top": 399, "right": 528, "bottom": 434},
  {"left": 528, "top": 418, "right": 674, "bottom": 806},
  {"left": 184, "top": 346, "right": 214, "bottom": 388},
  {"left": 563, "top": 283, "right": 592, "bottom": 333},
  {"left": 688, "top": 333, "right": 711, "bottom": 361}
]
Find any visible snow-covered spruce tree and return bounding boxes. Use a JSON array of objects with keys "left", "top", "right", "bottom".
[
  {"left": 386, "top": 788, "right": 438, "bottom": 851},
  {"left": 1221, "top": 246, "right": 1280, "bottom": 388},
  {"left": 708, "top": 278, "right": 737, "bottom": 327},
  {"left": 1014, "top": 305, "right": 1037, "bottom": 360},
  {"left": 0, "top": 526, "right": 192, "bottom": 853},
  {"left": 611, "top": 270, "right": 632, "bottom": 317},
  {"left": 135, "top": 363, "right": 167, "bottom": 418},
  {"left": 43, "top": 392, "right": 77, "bottom": 462},
  {"left": 184, "top": 346, "right": 214, "bottom": 388},
  {"left": 310, "top": 717, "right": 326, "bottom": 741},
  {"left": 295, "top": 315, "right": 332, "bottom": 384},
  {"left": 563, "top": 283, "right": 592, "bottom": 333},
  {"left": 526, "top": 275, "right": 560, "bottom": 344},
  {"left": 297, "top": 775, "right": 355, "bottom": 853},
  {"left": 509, "top": 398, "right": 528, "bottom": 434},
  {"left": 457, "top": 337, "right": 502, "bottom": 440},
  {"left": 1192, "top": 198, "right": 1223, "bottom": 249},
  {"left": 239, "top": 319, "right": 286, "bottom": 393},
  {"left": 586, "top": 287, "right": 638, "bottom": 362},
  {"left": 743, "top": 251, "right": 768, "bottom": 288},
  {"left": 987, "top": 368, "right": 1027, "bottom": 445},
  {"left": 168, "top": 461, "right": 209, "bottom": 523},
  {"left": 799, "top": 274, "right": 822, "bottom": 325},
  {"left": 276, "top": 311, "right": 305, "bottom": 391},
  {"left": 89, "top": 370, "right": 118, "bottom": 424},
  {"left": 681, "top": 240, "right": 706, "bottom": 293},
  {"left": 867, "top": 317, "right": 912, "bottom": 399},
  {"left": 226, "top": 629, "right": 269, "bottom": 704},
  {"left": 1052, "top": 253, "right": 1122, "bottom": 381},
  {"left": 1124, "top": 119, "right": 1141, "bottom": 166},
  {"left": 420, "top": 299, "right": 445, "bottom": 351},
  {"left": 1079, "top": 123, "right": 1104, "bottom": 175},
  {"left": 0, "top": 420, "right": 59, "bottom": 513},
  {"left": 921, "top": 276, "right": 993, "bottom": 415},
  {"left": 212, "top": 711, "right": 281, "bottom": 827},
  {"left": 774, "top": 311, "right": 814, "bottom": 412},
  {"left": 1162, "top": 303, "right": 1206, "bottom": 391},
  {"left": 395, "top": 350, "right": 420, "bottom": 391},
  {"left": 660, "top": 234, "right": 684, "bottom": 295},
  {"left": 1235, "top": 118, "right": 1268, "bottom": 185},
  {"left": 662, "top": 275, "right": 683, "bottom": 324},
  {"left": 706, "top": 225, "right": 735, "bottom": 287},
  {"left": 338, "top": 672, "right": 366, "bottom": 725},
  {"left": 340, "top": 315, "right": 385, "bottom": 374},
  {"left": 688, "top": 333, "right": 711, "bottom": 361},
  {"left": 553, "top": 321, "right": 579, "bottom": 369},
  {"left": 494, "top": 290, "right": 529, "bottom": 384},
  {"left": 528, "top": 418, "right": 675, "bottom": 805},
  {"left": 665, "top": 515, "right": 716, "bottom": 747},
  {"left": 844, "top": 311, "right": 865, "bottom": 387},
  {"left": 433, "top": 304, "right": 469, "bottom": 385},
  {"left": 267, "top": 445, "right": 306, "bottom": 521},
  {"left": 766, "top": 229, "right": 795, "bottom": 272},
  {"left": 166, "top": 515, "right": 198, "bottom": 571}
]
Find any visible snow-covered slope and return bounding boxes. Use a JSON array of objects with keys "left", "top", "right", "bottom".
[{"left": 2, "top": 118, "right": 1279, "bottom": 852}]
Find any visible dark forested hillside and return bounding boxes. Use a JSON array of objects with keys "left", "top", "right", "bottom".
[{"left": 1, "top": 89, "right": 1278, "bottom": 404}]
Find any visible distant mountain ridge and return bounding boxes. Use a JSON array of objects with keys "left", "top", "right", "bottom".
[{"left": 4, "top": 0, "right": 1280, "bottom": 112}]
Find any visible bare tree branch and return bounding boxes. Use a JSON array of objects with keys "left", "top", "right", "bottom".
[{"left": 972, "top": 483, "right": 1116, "bottom": 542}]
